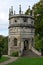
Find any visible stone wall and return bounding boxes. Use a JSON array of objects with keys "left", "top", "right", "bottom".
[{"left": 31, "top": 47, "right": 41, "bottom": 56}]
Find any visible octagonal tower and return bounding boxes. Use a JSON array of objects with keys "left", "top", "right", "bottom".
[{"left": 8, "top": 5, "right": 35, "bottom": 56}]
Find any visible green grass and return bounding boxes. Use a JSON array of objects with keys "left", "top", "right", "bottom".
[
  {"left": 0, "top": 56, "right": 9, "bottom": 63},
  {"left": 7, "top": 57, "right": 43, "bottom": 65}
]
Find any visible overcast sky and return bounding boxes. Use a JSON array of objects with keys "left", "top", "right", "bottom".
[{"left": 0, "top": 0, "right": 40, "bottom": 36}]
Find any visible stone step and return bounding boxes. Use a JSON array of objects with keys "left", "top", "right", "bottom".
[{"left": 22, "top": 50, "right": 40, "bottom": 57}]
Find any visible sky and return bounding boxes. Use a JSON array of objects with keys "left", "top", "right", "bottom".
[{"left": 0, "top": 0, "right": 40, "bottom": 36}]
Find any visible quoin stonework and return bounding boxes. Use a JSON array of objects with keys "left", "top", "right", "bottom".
[{"left": 8, "top": 5, "right": 35, "bottom": 56}]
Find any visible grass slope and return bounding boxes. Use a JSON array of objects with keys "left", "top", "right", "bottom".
[
  {"left": 0, "top": 57, "right": 9, "bottom": 63},
  {"left": 7, "top": 57, "right": 43, "bottom": 65}
]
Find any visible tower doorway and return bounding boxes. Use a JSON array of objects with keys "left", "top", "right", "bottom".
[{"left": 24, "top": 40, "right": 29, "bottom": 50}]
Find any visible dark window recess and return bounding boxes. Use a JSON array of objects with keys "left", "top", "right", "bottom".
[
  {"left": 15, "top": 20, "right": 17, "bottom": 22},
  {"left": 30, "top": 10, "right": 32, "bottom": 16},
  {"left": 31, "top": 21, "right": 33, "bottom": 24},
  {"left": 14, "top": 38, "right": 17, "bottom": 46},
  {"left": 24, "top": 18, "right": 27, "bottom": 22}
]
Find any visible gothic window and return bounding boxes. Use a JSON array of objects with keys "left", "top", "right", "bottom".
[{"left": 14, "top": 38, "right": 17, "bottom": 46}]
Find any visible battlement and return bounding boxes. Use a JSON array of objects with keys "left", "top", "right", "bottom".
[{"left": 9, "top": 5, "right": 34, "bottom": 18}]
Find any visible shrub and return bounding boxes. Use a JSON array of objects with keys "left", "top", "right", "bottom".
[{"left": 12, "top": 51, "right": 18, "bottom": 57}]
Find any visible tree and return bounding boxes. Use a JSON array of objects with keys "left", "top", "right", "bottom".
[
  {"left": 3, "top": 36, "right": 8, "bottom": 55},
  {"left": 32, "top": 1, "right": 43, "bottom": 37},
  {"left": 32, "top": 1, "right": 43, "bottom": 52},
  {"left": 0, "top": 35, "right": 8, "bottom": 58},
  {"left": 0, "top": 36, "right": 4, "bottom": 58},
  {"left": 25, "top": 0, "right": 43, "bottom": 52}
]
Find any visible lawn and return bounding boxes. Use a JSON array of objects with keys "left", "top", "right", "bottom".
[
  {"left": 0, "top": 56, "right": 9, "bottom": 63},
  {"left": 7, "top": 57, "right": 43, "bottom": 65}
]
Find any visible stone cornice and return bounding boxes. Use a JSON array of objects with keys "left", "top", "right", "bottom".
[
  {"left": 9, "top": 14, "right": 34, "bottom": 20},
  {"left": 9, "top": 24, "right": 35, "bottom": 29}
]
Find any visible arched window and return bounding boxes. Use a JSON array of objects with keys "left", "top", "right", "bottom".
[{"left": 14, "top": 38, "right": 17, "bottom": 46}]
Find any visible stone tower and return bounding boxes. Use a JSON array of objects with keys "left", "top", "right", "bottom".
[{"left": 8, "top": 5, "right": 35, "bottom": 56}]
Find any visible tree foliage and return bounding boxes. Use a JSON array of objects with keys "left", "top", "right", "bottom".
[
  {"left": 33, "top": 1, "right": 43, "bottom": 50},
  {"left": 0, "top": 35, "right": 4, "bottom": 58},
  {"left": 0, "top": 35, "right": 8, "bottom": 56},
  {"left": 33, "top": 1, "right": 43, "bottom": 38},
  {"left": 25, "top": 0, "right": 43, "bottom": 50}
]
